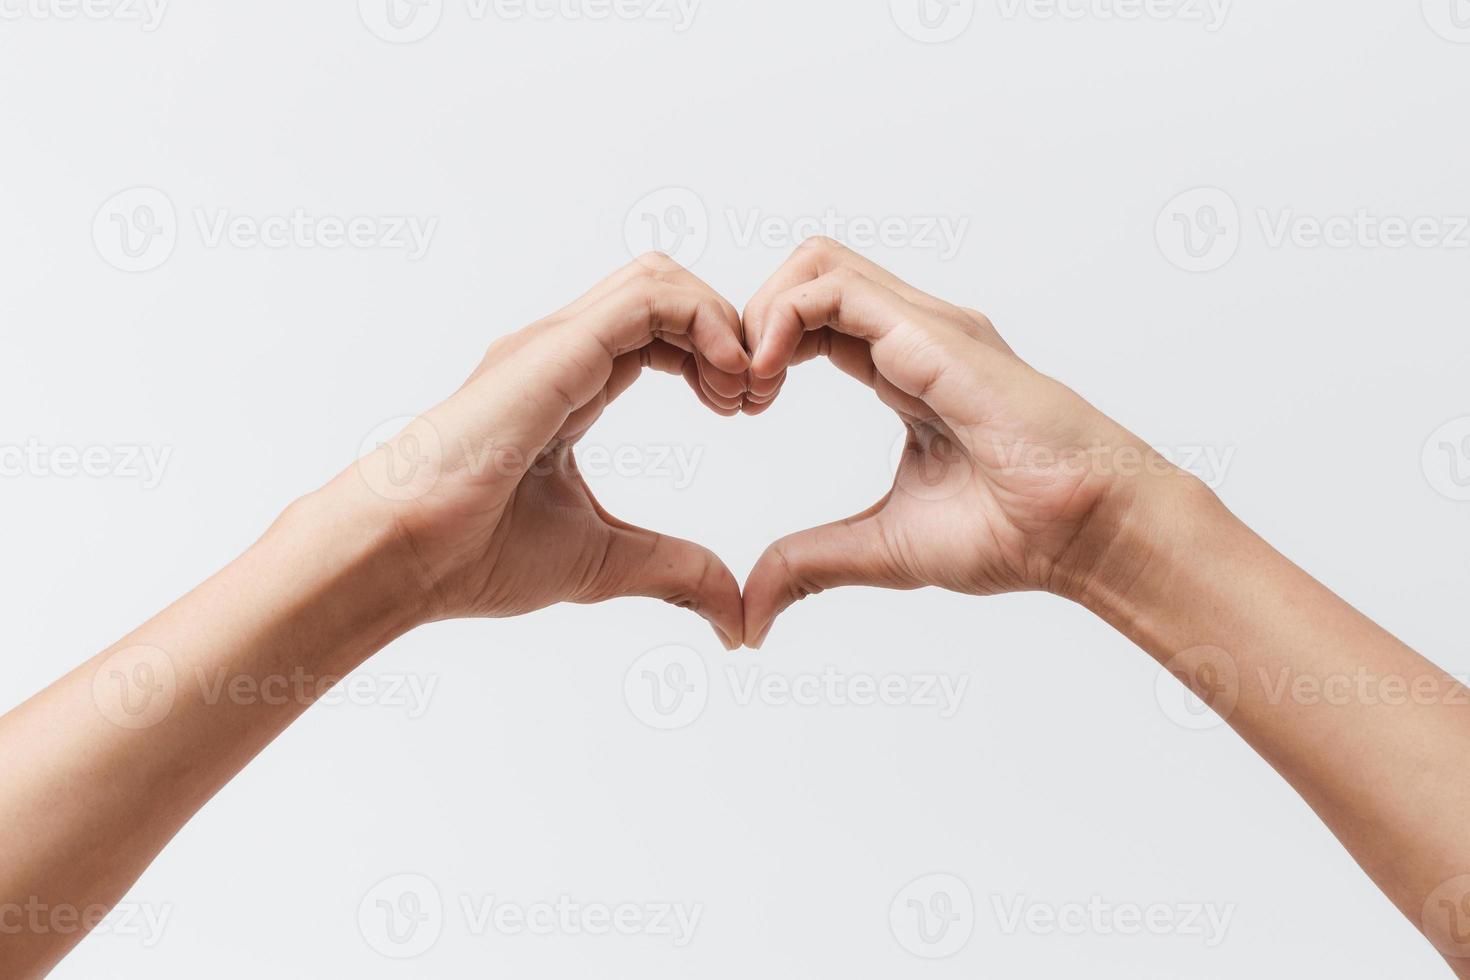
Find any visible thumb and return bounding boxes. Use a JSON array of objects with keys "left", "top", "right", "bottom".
[
  {"left": 742, "top": 508, "right": 913, "bottom": 650},
  {"left": 591, "top": 523, "right": 745, "bottom": 651}
]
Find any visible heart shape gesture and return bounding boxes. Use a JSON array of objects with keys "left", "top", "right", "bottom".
[{"left": 347, "top": 240, "right": 1173, "bottom": 649}]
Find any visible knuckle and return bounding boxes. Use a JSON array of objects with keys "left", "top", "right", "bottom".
[
  {"left": 961, "top": 306, "right": 995, "bottom": 331},
  {"left": 632, "top": 250, "right": 680, "bottom": 274},
  {"left": 799, "top": 235, "right": 844, "bottom": 258}
]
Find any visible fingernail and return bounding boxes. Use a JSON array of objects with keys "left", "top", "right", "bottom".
[
  {"left": 748, "top": 624, "right": 771, "bottom": 650},
  {"left": 713, "top": 626, "right": 737, "bottom": 652}
]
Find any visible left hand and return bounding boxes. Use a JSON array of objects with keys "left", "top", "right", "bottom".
[{"left": 339, "top": 253, "right": 751, "bottom": 648}]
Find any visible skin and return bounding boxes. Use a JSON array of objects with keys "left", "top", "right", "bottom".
[
  {"left": 2, "top": 241, "right": 1468, "bottom": 974},
  {"left": 741, "top": 238, "right": 1470, "bottom": 975}
]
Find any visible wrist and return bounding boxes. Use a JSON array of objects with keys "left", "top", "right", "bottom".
[
  {"left": 1050, "top": 461, "right": 1236, "bottom": 630},
  {"left": 270, "top": 476, "right": 438, "bottom": 643}
]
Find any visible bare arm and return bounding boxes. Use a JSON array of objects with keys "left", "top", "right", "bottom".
[
  {"left": 740, "top": 237, "right": 1470, "bottom": 974},
  {"left": 0, "top": 255, "right": 748, "bottom": 978}
]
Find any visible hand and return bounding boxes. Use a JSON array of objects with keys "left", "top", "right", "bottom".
[
  {"left": 739, "top": 238, "right": 1196, "bottom": 647},
  {"left": 338, "top": 254, "right": 751, "bottom": 648}
]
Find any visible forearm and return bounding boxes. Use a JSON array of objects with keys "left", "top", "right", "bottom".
[
  {"left": 0, "top": 483, "right": 420, "bottom": 977},
  {"left": 1077, "top": 476, "right": 1470, "bottom": 972}
]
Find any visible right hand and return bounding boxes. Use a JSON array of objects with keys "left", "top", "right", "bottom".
[{"left": 739, "top": 238, "right": 1199, "bottom": 646}]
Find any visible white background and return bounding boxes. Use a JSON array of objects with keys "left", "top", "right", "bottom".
[{"left": 3, "top": 0, "right": 1470, "bottom": 976}]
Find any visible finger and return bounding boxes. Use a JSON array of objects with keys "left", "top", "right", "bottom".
[
  {"left": 742, "top": 505, "right": 915, "bottom": 649},
  {"left": 471, "top": 278, "right": 748, "bottom": 469},
  {"left": 558, "top": 340, "right": 736, "bottom": 445},
  {"left": 743, "top": 238, "right": 961, "bottom": 394},
  {"left": 557, "top": 254, "right": 749, "bottom": 402},
  {"left": 753, "top": 268, "right": 993, "bottom": 426},
  {"left": 591, "top": 523, "right": 745, "bottom": 650}
]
